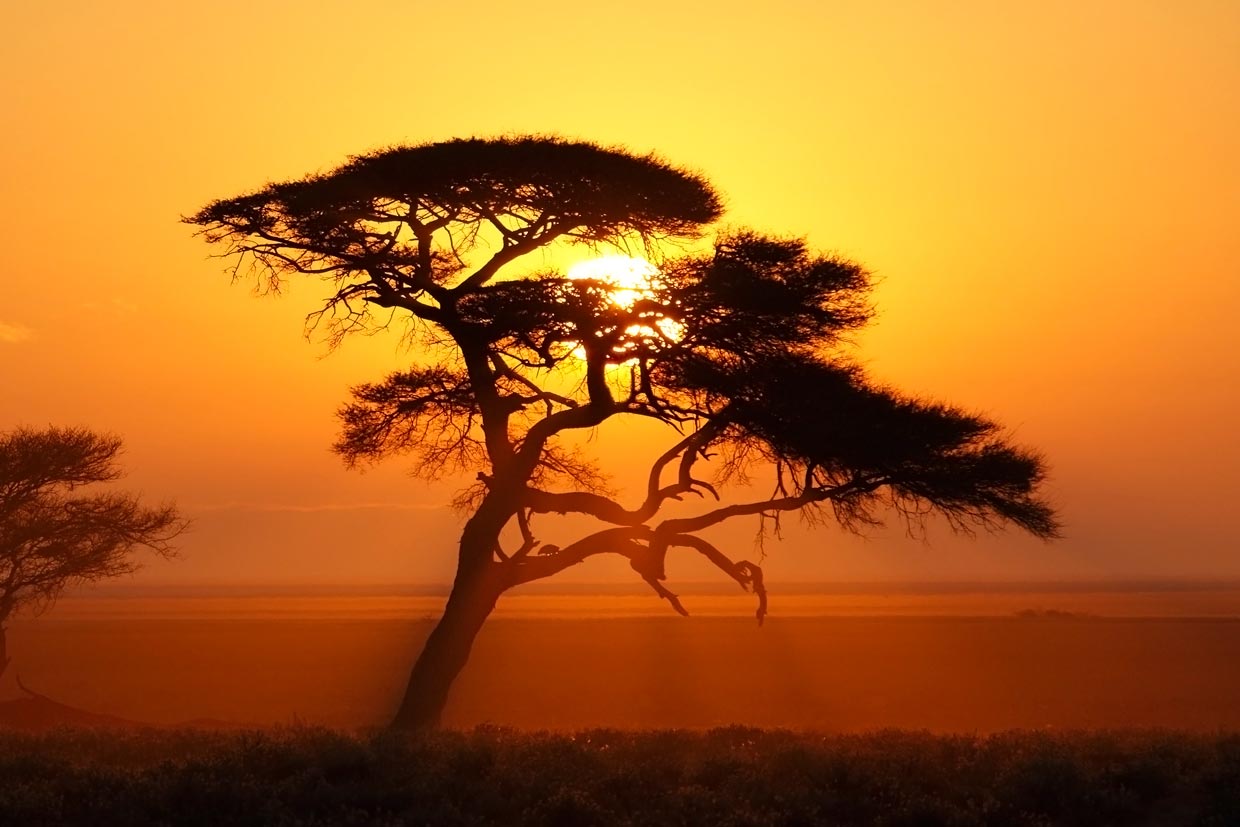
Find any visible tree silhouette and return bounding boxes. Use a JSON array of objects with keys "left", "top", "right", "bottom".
[
  {"left": 0, "top": 427, "right": 184, "bottom": 679},
  {"left": 188, "top": 137, "right": 1058, "bottom": 729}
]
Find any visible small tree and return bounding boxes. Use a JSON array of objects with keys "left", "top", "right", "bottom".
[
  {"left": 0, "top": 426, "right": 184, "bottom": 678},
  {"left": 188, "top": 137, "right": 1058, "bottom": 729}
]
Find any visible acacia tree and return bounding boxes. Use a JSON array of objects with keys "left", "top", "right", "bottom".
[
  {"left": 0, "top": 426, "right": 183, "bottom": 678},
  {"left": 188, "top": 137, "right": 1058, "bottom": 729}
]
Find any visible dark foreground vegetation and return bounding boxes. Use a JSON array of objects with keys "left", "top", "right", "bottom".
[{"left": 1, "top": 727, "right": 1238, "bottom": 826}]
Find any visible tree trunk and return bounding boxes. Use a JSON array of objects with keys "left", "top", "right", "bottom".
[{"left": 390, "top": 555, "right": 503, "bottom": 730}]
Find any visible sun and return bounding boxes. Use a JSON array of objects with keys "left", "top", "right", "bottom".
[
  {"left": 565, "top": 254, "right": 661, "bottom": 309},
  {"left": 564, "top": 255, "right": 683, "bottom": 358}
]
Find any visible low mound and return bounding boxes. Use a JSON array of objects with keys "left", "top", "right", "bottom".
[{"left": 0, "top": 681, "right": 137, "bottom": 731}]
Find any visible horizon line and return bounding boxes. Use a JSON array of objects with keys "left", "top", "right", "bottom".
[{"left": 64, "top": 576, "right": 1240, "bottom": 598}]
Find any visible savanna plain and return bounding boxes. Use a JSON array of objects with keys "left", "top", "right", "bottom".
[{"left": 3, "top": 584, "right": 1239, "bottom": 825}]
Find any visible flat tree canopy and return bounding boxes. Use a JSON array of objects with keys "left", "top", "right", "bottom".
[
  {"left": 0, "top": 426, "right": 184, "bottom": 677},
  {"left": 189, "top": 136, "right": 1058, "bottom": 728}
]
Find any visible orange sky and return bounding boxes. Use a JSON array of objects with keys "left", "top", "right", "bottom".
[{"left": 1, "top": 1, "right": 1237, "bottom": 587}]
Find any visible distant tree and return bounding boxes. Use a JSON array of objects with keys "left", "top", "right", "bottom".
[
  {"left": 188, "top": 137, "right": 1058, "bottom": 729},
  {"left": 0, "top": 427, "right": 184, "bottom": 678}
]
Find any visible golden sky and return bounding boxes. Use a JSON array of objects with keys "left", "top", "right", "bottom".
[{"left": 1, "top": 1, "right": 1237, "bottom": 586}]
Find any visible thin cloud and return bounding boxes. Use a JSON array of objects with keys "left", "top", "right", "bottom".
[{"left": 0, "top": 322, "right": 32, "bottom": 344}]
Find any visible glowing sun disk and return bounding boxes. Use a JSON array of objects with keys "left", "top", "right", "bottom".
[
  {"left": 565, "top": 255, "right": 683, "bottom": 360},
  {"left": 566, "top": 254, "right": 661, "bottom": 309}
]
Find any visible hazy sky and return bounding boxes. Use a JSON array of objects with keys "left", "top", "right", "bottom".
[{"left": 1, "top": 1, "right": 1237, "bottom": 587}]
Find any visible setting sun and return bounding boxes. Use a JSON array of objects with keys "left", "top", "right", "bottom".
[
  {"left": 565, "top": 254, "right": 661, "bottom": 309},
  {"left": 566, "top": 255, "right": 684, "bottom": 357}
]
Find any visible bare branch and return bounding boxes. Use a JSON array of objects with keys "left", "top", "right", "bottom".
[
  {"left": 506, "top": 526, "right": 652, "bottom": 586},
  {"left": 663, "top": 533, "right": 767, "bottom": 624},
  {"left": 657, "top": 476, "right": 883, "bottom": 536},
  {"left": 455, "top": 224, "right": 568, "bottom": 292}
]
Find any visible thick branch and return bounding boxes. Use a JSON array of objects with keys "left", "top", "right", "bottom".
[
  {"left": 489, "top": 353, "right": 578, "bottom": 417},
  {"left": 522, "top": 419, "right": 724, "bottom": 526},
  {"left": 454, "top": 224, "right": 567, "bottom": 292},
  {"left": 508, "top": 356, "right": 616, "bottom": 482},
  {"left": 657, "top": 476, "right": 883, "bottom": 535},
  {"left": 361, "top": 266, "right": 445, "bottom": 318},
  {"left": 664, "top": 533, "right": 767, "bottom": 624},
  {"left": 458, "top": 345, "right": 516, "bottom": 469},
  {"left": 503, "top": 524, "right": 765, "bottom": 623},
  {"left": 505, "top": 526, "right": 652, "bottom": 586},
  {"left": 524, "top": 488, "right": 644, "bottom": 525}
]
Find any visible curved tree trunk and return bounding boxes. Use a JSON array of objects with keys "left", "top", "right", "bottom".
[{"left": 391, "top": 549, "right": 504, "bottom": 731}]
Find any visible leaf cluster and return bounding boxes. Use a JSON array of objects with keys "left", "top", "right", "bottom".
[{"left": 669, "top": 354, "right": 1057, "bottom": 537}]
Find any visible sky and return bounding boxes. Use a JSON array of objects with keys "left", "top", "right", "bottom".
[{"left": 1, "top": 0, "right": 1237, "bottom": 588}]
